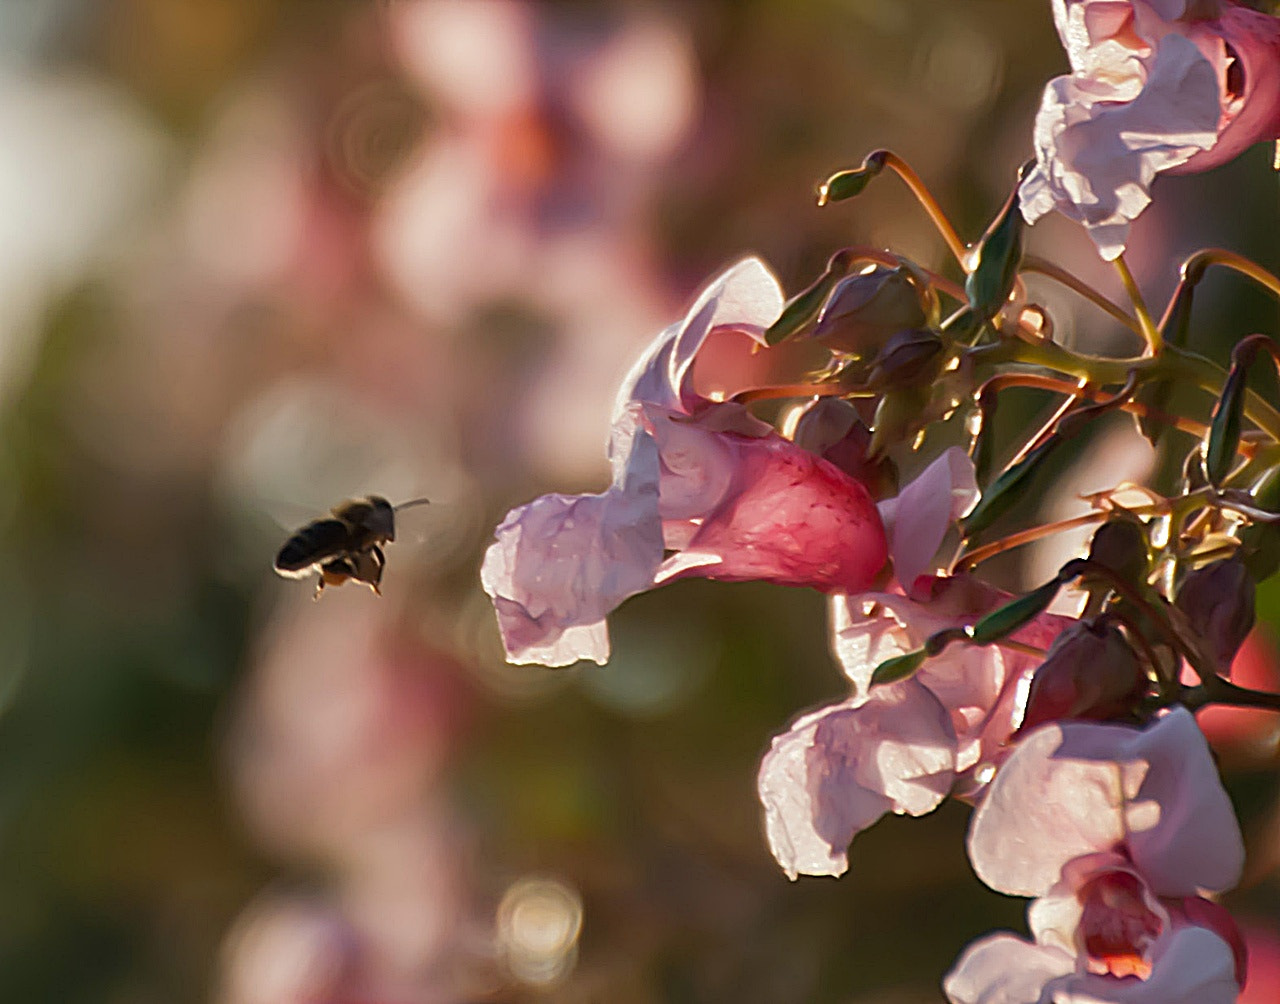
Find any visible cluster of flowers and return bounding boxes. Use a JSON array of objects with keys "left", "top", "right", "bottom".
[{"left": 483, "top": 1, "right": 1280, "bottom": 1000}]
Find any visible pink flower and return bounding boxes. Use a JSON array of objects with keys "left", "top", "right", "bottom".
[
  {"left": 967, "top": 708, "right": 1244, "bottom": 899},
  {"left": 757, "top": 577, "right": 1066, "bottom": 879},
  {"left": 946, "top": 893, "right": 1242, "bottom": 1004},
  {"left": 1020, "top": 0, "right": 1280, "bottom": 259},
  {"left": 482, "top": 258, "right": 887, "bottom": 666},
  {"left": 951, "top": 708, "right": 1250, "bottom": 1003}
]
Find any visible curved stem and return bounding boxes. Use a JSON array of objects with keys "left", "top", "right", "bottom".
[
  {"left": 1020, "top": 255, "right": 1142, "bottom": 334},
  {"left": 972, "top": 371, "right": 1214, "bottom": 440},
  {"left": 1182, "top": 248, "right": 1280, "bottom": 301},
  {"left": 1113, "top": 253, "right": 1161, "bottom": 354},
  {"left": 880, "top": 152, "right": 968, "bottom": 265},
  {"left": 952, "top": 510, "right": 1118, "bottom": 571}
]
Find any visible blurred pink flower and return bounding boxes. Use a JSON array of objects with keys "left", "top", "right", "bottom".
[
  {"left": 483, "top": 258, "right": 887, "bottom": 667},
  {"left": 1195, "top": 626, "right": 1280, "bottom": 751},
  {"left": 967, "top": 708, "right": 1244, "bottom": 898},
  {"left": 758, "top": 576, "right": 1065, "bottom": 878},
  {"left": 1020, "top": 0, "right": 1280, "bottom": 259}
]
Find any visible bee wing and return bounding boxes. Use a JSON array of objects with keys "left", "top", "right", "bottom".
[{"left": 274, "top": 518, "right": 353, "bottom": 575}]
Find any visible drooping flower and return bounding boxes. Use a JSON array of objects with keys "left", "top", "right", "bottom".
[
  {"left": 1020, "top": 0, "right": 1280, "bottom": 259},
  {"left": 967, "top": 707, "right": 1245, "bottom": 899},
  {"left": 949, "top": 709, "right": 1249, "bottom": 1003},
  {"left": 482, "top": 258, "right": 889, "bottom": 666},
  {"left": 757, "top": 575, "right": 1068, "bottom": 879},
  {"left": 946, "top": 888, "right": 1243, "bottom": 1004}
]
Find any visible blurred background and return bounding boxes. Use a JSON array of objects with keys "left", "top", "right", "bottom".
[{"left": 0, "top": 1, "right": 1278, "bottom": 1001}]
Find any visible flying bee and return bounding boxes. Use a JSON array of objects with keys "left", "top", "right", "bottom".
[{"left": 273, "top": 495, "right": 430, "bottom": 597}]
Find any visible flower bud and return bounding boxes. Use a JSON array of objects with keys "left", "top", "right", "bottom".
[
  {"left": 789, "top": 398, "right": 896, "bottom": 496},
  {"left": 1087, "top": 519, "right": 1149, "bottom": 584},
  {"left": 1174, "top": 558, "right": 1256, "bottom": 670},
  {"left": 865, "top": 328, "right": 944, "bottom": 391},
  {"left": 811, "top": 267, "right": 927, "bottom": 356},
  {"left": 1019, "top": 621, "right": 1147, "bottom": 732}
]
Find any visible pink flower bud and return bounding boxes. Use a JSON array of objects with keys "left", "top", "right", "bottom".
[
  {"left": 1175, "top": 558, "right": 1256, "bottom": 670},
  {"left": 1020, "top": 621, "right": 1149, "bottom": 732}
]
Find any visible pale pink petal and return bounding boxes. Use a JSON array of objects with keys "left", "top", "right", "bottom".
[
  {"left": 830, "top": 582, "right": 1068, "bottom": 777},
  {"left": 658, "top": 428, "right": 887, "bottom": 592},
  {"left": 758, "top": 683, "right": 956, "bottom": 879},
  {"left": 968, "top": 709, "right": 1243, "bottom": 897},
  {"left": 829, "top": 593, "right": 922, "bottom": 697},
  {"left": 943, "top": 933, "right": 1074, "bottom": 1004},
  {"left": 669, "top": 257, "right": 783, "bottom": 412},
  {"left": 1021, "top": 29, "right": 1220, "bottom": 259},
  {"left": 1117, "top": 707, "right": 1244, "bottom": 896},
  {"left": 612, "top": 257, "right": 783, "bottom": 417},
  {"left": 945, "top": 925, "right": 1240, "bottom": 1004},
  {"left": 481, "top": 430, "right": 663, "bottom": 666},
  {"left": 876, "top": 447, "right": 979, "bottom": 590}
]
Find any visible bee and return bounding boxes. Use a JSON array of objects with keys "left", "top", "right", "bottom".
[{"left": 274, "top": 496, "right": 429, "bottom": 597}]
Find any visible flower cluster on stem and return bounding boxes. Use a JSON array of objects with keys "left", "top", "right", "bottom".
[{"left": 482, "top": 1, "right": 1280, "bottom": 998}]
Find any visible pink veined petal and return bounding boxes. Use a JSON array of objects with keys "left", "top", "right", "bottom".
[
  {"left": 480, "top": 429, "right": 663, "bottom": 667},
  {"left": 943, "top": 932, "right": 1075, "bottom": 1004},
  {"left": 758, "top": 683, "right": 956, "bottom": 879},
  {"left": 968, "top": 708, "right": 1243, "bottom": 897},
  {"left": 657, "top": 430, "right": 887, "bottom": 592},
  {"left": 877, "top": 447, "right": 978, "bottom": 590}
]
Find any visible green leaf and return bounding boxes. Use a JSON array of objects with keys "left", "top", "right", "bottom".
[
  {"left": 968, "top": 578, "right": 1061, "bottom": 646},
  {"left": 869, "top": 648, "right": 926, "bottom": 687},
  {"left": 961, "top": 437, "right": 1059, "bottom": 538},
  {"left": 764, "top": 249, "right": 852, "bottom": 346}
]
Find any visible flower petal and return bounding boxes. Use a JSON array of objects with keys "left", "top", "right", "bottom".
[
  {"left": 657, "top": 426, "right": 887, "bottom": 592},
  {"left": 1018, "top": 29, "right": 1218, "bottom": 261},
  {"left": 968, "top": 708, "right": 1244, "bottom": 897},
  {"left": 758, "top": 683, "right": 956, "bottom": 879},
  {"left": 481, "top": 429, "right": 663, "bottom": 666},
  {"left": 944, "top": 932, "right": 1074, "bottom": 1004},
  {"left": 877, "top": 447, "right": 978, "bottom": 591},
  {"left": 613, "top": 257, "right": 784, "bottom": 417}
]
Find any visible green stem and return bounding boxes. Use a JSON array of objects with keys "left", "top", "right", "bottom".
[
  {"left": 968, "top": 340, "right": 1280, "bottom": 443},
  {"left": 1182, "top": 680, "right": 1280, "bottom": 713}
]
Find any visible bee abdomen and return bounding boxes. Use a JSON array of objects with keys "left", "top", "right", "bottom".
[{"left": 274, "top": 518, "right": 351, "bottom": 572}]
